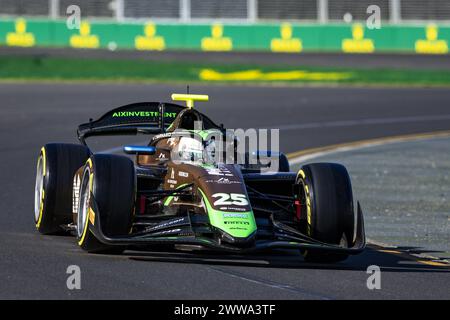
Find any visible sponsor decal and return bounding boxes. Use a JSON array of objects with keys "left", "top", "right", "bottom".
[
  {"left": 112, "top": 111, "right": 177, "bottom": 118},
  {"left": 206, "top": 167, "right": 233, "bottom": 177},
  {"left": 167, "top": 170, "right": 177, "bottom": 186},
  {"left": 204, "top": 177, "right": 241, "bottom": 185},
  {"left": 135, "top": 23, "right": 165, "bottom": 51},
  {"left": 152, "top": 228, "right": 182, "bottom": 235},
  {"left": 145, "top": 217, "right": 185, "bottom": 232},
  {"left": 415, "top": 25, "right": 448, "bottom": 54},
  {"left": 201, "top": 24, "right": 233, "bottom": 52},
  {"left": 6, "top": 18, "right": 35, "bottom": 47},
  {"left": 219, "top": 177, "right": 241, "bottom": 184},
  {"left": 152, "top": 132, "right": 173, "bottom": 141},
  {"left": 229, "top": 227, "right": 247, "bottom": 231},
  {"left": 158, "top": 153, "right": 166, "bottom": 159},
  {"left": 270, "top": 23, "right": 302, "bottom": 53},
  {"left": 224, "top": 221, "right": 250, "bottom": 225},
  {"left": 70, "top": 21, "right": 99, "bottom": 49},
  {"left": 178, "top": 171, "right": 189, "bottom": 178},
  {"left": 223, "top": 213, "right": 249, "bottom": 219},
  {"left": 72, "top": 174, "right": 81, "bottom": 214},
  {"left": 342, "top": 24, "right": 375, "bottom": 53},
  {"left": 219, "top": 207, "right": 247, "bottom": 212}
]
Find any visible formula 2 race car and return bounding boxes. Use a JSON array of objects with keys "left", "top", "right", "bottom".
[{"left": 34, "top": 93, "right": 365, "bottom": 262}]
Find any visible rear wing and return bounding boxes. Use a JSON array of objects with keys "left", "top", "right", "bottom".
[{"left": 77, "top": 102, "right": 185, "bottom": 145}]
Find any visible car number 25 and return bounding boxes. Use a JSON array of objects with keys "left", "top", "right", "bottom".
[{"left": 212, "top": 193, "right": 249, "bottom": 206}]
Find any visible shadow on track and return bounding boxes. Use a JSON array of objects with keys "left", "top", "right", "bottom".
[{"left": 124, "top": 245, "right": 450, "bottom": 273}]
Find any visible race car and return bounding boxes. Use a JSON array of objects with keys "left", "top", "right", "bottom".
[{"left": 34, "top": 93, "right": 365, "bottom": 262}]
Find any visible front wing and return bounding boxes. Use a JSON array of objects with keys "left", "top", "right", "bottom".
[{"left": 87, "top": 198, "right": 366, "bottom": 254}]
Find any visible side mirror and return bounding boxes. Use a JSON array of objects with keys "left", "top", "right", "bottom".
[{"left": 123, "top": 145, "right": 156, "bottom": 155}]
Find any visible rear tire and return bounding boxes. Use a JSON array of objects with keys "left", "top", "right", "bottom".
[
  {"left": 296, "top": 163, "right": 355, "bottom": 263},
  {"left": 76, "top": 154, "right": 135, "bottom": 253},
  {"left": 34, "top": 143, "right": 90, "bottom": 234}
]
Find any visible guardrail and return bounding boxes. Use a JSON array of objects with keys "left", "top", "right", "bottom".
[{"left": 0, "top": 18, "right": 449, "bottom": 54}]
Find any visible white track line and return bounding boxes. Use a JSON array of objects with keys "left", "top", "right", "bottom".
[
  {"left": 288, "top": 131, "right": 450, "bottom": 165},
  {"left": 268, "top": 114, "right": 450, "bottom": 131}
]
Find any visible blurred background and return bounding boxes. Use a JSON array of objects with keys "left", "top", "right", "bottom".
[
  {"left": 0, "top": 0, "right": 449, "bottom": 23},
  {"left": 0, "top": 0, "right": 449, "bottom": 55}
]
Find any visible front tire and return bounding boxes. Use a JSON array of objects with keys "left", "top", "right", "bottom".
[
  {"left": 77, "top": 154, "right": 135, "bottom": 253},
  {"left": 296, "top": 163, "right": 355, "bottom": 263},
  {"left": 34, "top": 143, "right": 90, "bottom": 234}
]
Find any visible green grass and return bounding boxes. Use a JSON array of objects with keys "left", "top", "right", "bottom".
[{"left": 1, "top": 55, "right": 450, "bottom": 86}]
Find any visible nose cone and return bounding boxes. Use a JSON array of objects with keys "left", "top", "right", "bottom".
[
  {"left": 195, "top": 164, "right": 257, "bottom": 244},
  {"left": 198, "top": 188, "right": 257, "bottom": 241}
]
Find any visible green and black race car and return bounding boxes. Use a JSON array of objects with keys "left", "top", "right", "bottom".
[{"left": 34, "top": 93, "right": 365, "bottom": 263}]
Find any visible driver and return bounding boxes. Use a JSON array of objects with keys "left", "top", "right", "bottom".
[{"left": 173, "top": 137, "right": 204, "bottom": 164}]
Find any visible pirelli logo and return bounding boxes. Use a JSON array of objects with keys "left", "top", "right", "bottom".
[{"left": 224, "top": 221, "right": 250, "bottom": 225}]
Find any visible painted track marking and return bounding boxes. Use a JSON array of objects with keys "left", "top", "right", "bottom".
[
  {"left": 287, "top": 131, "right": 450, "bottom": 267},
  {"left": 287, "top": 130, "right": 450, "bottom": 165},
  {"left": 270, "top": 114, "right": 450, "bottom": 132}
]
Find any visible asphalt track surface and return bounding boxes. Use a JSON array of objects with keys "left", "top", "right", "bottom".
[
  {"left": 3, "top": 46, "right": 450, "bottom": 70},
  {"left": 1, "top": 82, "right": 450, "bottom": 299}
]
